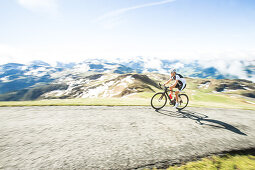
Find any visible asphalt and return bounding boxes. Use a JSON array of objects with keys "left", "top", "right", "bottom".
[{"left": 0, "top": 106, "right": 255, "bottom": 169}]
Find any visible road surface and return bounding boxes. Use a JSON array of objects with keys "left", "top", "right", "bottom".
[{"left": 1, "top": 106, "right": 255, "bottom": 169}]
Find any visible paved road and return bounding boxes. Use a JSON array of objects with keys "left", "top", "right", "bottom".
[{"left": 1, "top": 106, "right": 255, "bottom": 170}]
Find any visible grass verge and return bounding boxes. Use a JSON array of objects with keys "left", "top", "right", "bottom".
[
  {"left": 145, "top": 149, "right": 255, "bottom": 170},
  {"left": 0, "top": 92, "right": 254, "bottom": 110},
  {"left": 166, "top": 155, "right": 255, "bottom": 170},
  {"left": 0, "top": 98, "right": 150, "bottom": 107}
]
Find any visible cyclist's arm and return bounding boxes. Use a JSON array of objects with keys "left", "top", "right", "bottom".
[{"left": 164, "top": 78, "right": 172, "bottom": 86}]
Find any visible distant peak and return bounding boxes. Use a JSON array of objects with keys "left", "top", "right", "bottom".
[{"left": 29, "top": 60, "right": 50, "bottom": 66}]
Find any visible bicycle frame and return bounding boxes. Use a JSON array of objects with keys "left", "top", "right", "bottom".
[{"left": 160, "top": 85, "right": 176, "bottom": 105}]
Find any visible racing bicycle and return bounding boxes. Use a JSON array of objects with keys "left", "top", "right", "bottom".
[{"left": 151, "top": 83, "right": 189, "bottom": 110}]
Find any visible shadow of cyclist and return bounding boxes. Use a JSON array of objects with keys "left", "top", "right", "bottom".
[{"left": 155, "top": 109, "right": 247, "bottom": 136}]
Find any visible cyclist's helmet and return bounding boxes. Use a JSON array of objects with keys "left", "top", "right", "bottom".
[{"left": 170, "top": 68, "right": 176, "bottom": 73}]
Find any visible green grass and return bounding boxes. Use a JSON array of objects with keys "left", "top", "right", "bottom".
[
  {"left": 0, "top": 98, "right": 150, "bottom": 107},
  {"left": 0, "top": 90, "right": 254, "bottom": 110},
  {"left": 163, "top": 154, "right": 255, "bottom": 170},
  {"left": 187, "top": 91, "right": 255, "bottom": 110}
]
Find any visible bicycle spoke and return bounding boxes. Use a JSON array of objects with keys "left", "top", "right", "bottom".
[{"left": 177, "top": 94, "right": 189, "bottom": 110}]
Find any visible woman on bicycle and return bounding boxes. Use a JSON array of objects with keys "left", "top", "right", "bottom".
[{"left": 164, "top": 69, "right": 186, "bottom": 109}]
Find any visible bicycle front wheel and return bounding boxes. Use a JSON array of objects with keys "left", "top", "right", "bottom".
[
  {"left": 177, "top": 94, "right": 189, "bottom": 110},
  {"left": 151, "top": 92, "right": 167, "bottom": 110}
]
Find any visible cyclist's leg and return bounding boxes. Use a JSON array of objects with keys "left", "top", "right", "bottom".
[
  {"left": 175, "top": 84, "right": 180, "bottom": 103},
  {"left": 169, "top": 86, "right": 173, "bottom": 96},
  {"left": 175, "top": 89, "right": 179, "bottom": 103},
  {"left": 177, "top": 83, "right": 185, "bottom": 104}
]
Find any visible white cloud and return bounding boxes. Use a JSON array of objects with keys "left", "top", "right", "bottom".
[
  {"left": 198, "top": 58, "right": 255, "bottom": 82},
  {"left": 17, "top": 0, "right": 59, "bottom": 16},
  {"left": 144, "top": 57, "right": 162, "bottom": 69},
  {"left": 96, "top": 0, "right": 176, "bottom": 28},
  {"left": 0, "top": 44, "right": 38, "bottom": 64},
  {"left": 1, "top": 42, "right": 254, "bottom": 67}
]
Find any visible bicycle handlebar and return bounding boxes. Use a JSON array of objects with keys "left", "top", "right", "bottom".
[
  {"left": 159, "top": 83, "right": 169, "bottom": 90},
  {"left": 159, "top": 83, "right": 175, "bottom": 92},
  {"left": 158, "top": 83, "right": 164, "bottom": 89}
]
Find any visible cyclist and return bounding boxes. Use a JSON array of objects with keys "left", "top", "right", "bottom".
[{"left": 164, "top": 69, "right": 186, "bottom": 109}]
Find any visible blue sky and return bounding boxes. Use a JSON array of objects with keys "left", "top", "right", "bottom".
[{"left": 0, "top": 0, "right": 255, "bottom": 64}]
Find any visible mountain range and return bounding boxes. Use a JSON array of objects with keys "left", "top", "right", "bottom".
[{"left": 0, "top": 57, "right": 254, "bottom": 101}]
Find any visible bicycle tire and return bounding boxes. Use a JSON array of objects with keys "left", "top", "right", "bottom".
[
  {"left": 151, "top": 92, "right": 167, "bottom": 110},
  {"left": 177, "top": 94, "right": 189, "bottom": 110}
]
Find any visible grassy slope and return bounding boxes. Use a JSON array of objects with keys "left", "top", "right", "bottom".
[{"left": 0, "top": 74, "right": 254, "bottom": 110}]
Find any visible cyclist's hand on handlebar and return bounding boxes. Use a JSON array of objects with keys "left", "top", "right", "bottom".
[{"left": 158, "top": 83, "right": 165, "bottom": 89}]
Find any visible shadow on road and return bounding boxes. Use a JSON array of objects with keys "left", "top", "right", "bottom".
[{"left": 156, "top": 109, "right": 247, "bottom": 136}]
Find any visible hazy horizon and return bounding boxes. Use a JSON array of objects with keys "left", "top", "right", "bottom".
[{"left": 1, "top": 55, "right": 254, "bottom": 66}]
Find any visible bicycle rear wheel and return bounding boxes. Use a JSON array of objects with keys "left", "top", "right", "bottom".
[
  {"left": 177, "top": 94, "right": 189, "bottom": 110},
  {"left": 151, "top": 92, "right": 167, "bottom": 110}
]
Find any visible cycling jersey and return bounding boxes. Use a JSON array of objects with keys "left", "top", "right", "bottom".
[{"left": 171, "top": 74, "right": 186, "bottom": 91}]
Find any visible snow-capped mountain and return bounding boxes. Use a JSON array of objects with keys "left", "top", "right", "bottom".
[
  {"left": 0, "top": 62, "right": 63, "bottom": 94},
  {"left": 0, "top": 57, "right": 254, "bottom": 96},
  {"left": 0, "top": 60, "right": 135, "bottom": 95}
]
